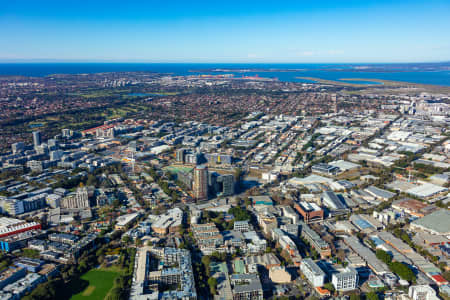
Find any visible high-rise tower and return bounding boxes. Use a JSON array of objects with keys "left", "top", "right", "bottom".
[
  {"left": 32, "top": 131, "right": 42, "bottom": 149},
  {"left": 193, "top": 165, "right": 208, "bottom": 200}
]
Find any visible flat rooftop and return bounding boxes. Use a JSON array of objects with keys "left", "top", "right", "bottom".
[{"left": 412, "top": 209, "right": 450, "bottom": 235}]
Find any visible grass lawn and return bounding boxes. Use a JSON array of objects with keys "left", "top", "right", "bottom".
[
  {"left": 71, "top": 268, "right": 121, "bottom": 300},
  {"left": 164, "top": 165, "right": 194, "bottom": 174}
]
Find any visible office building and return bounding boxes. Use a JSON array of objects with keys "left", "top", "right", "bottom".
[
  {"left": 47, "top": 139, "right": 58, "bottom": 149},
  {"left": 230, "top": 273, "right": 263, "bottom": 300},
  {"left": 151, "top": 208, "right": 183, "bottom": 235},
  {"left": 22, "top": 194, "right": 47, "bottom": 212},
  {"left": 60, "top": 187, "right": 89, "bottom": 209},
  {"left": 0, "top": 230, "right": 45, "bottom": 252},
  {"left": 300, "top": 222, "right": 331, "bottom": 258},
  {"left": 217, "top": 174, "right": 234, "bottom": 196},
  {"left": 312, "top": 163, "right": 339, "bottom": 176},
  {"left": 14, "top": 258, "right": 44, "bottom": 272},
  {"left": 115, "top": 213, "right": 140, "bottom": 230},
  {"left": 2, "top": 200, "right": 24, "bottom": 216},
  {"left": 11, "top": 142, "right": 25, "bottom": 154},
  {"left": 209, "top": 172, "right": 235, "bottom": 197},
  {"left": 32, "top": 131, "right": 42, "bottom": 149},
  {"left": 185, "top": 153, "right": 201, "bottom": 165},
  {"left": 234, "top": 220, "right": 250, "bottom": 232},
  {"left": 0, "top": 218, "right": 42, "bottom": 239},
  {"left": 178, "top": 170, "right": 193, "bottom": 190},
  {"left": 300, "top": 258, "right": 326, "bottom": 287},
  {"left": 205, "top": 153, "right": 232, "bottom": 166},
  {"left": 0, "top": 267, "right": 26, "bottom": 289},
  {"left": 50, "top": 150, "right": 64, "bottom": 161},
  {"left": 272, "top": 228, "right": 302, "bottom": 266},
  {"left": 62, "top": 128, "right": 73, "bottom": 138},
  {"left": 176, "top": 148, "right": 186, "bottom": 163},
  {"left": 331, "top": 267, "right": 359, "bottom": 291},
  {"left": 295, "top": 201, "right": 324, "bottom": 223},
  {"left": 26, "top": 160, "right": 43, "bottom": 172},
  {"left": 408, "top": 285, "right": 440, "bottom": 300}
]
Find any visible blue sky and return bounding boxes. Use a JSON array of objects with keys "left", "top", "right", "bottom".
[{"left": 1, "top": 0, "right": 449, "bottom": 63}]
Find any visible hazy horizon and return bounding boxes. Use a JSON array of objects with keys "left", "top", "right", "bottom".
[{"left": 0, "top": 61, "right": 449, "bottom": 65}]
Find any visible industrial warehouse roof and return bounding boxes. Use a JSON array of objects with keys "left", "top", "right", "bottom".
[
  {"left": 411, "top": 209, "right": 450, "bottom": 235},
  {"left": 329, "top": 160, "right": 360, "bottom": 172},
  {"left": 344, "top": 236, "right": 390, "bottom": 275},
  {"left": 322, "top": 191, "right": 347, "bottom": 210},
  {"left": 365, "top": 186, "right": 396, "bottom": 200},
  {"left": 289, "top": 174, "right": 333, "bottom": 185},
  {"left": 406, "top": 183, "right": 448, "bottom": 199},
  {"left": 244, "top": 253, "right": 281, "bottom": 267}
]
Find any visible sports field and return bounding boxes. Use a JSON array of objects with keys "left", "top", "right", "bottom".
[
  {"left": 71, "top": 269, "right": 120, "bottom": 300},
  {"left": 164, "top": 165, "right": 193, "bottom": 174}
]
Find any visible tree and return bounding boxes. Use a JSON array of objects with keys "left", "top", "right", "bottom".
[
  {"left": 208, "top": 277, "right": 218, "bottom": 295},
  {"left": 202, "top": 255, "right": 211, "bottom": 277},
  {"left": 135, "top": 238, "right": 143, "bottom": 247},
  {"left": 366, "top": 292, "right": 379, "bottom": 300},
  {"left": 367, "top": 239, "right": 377, "bottom": 249},
  {"left": 350, "top": 294, "right": 361, "bottom": 300},
  {"left": 375, "top": 249, "right": 392, "bottom": 265},
  {"left": 22, "top": 277, "right": 64, "bottom": 300},
  {"left": 393, "top": 228, "right": 412, "bottom": 245},
  {"left": 323, "top": 283, "right": 335, "bottom": 293},
  {"left": 211, "top": 251, "right": 226, "bottom": 261},
  {"left": 122, "top": 235, "right": 131, "bottom": 244},
  {"left": 443, "top": 271, "right": 450, "bottom": 282},
  {"left": 21, "top": 248, "right": 40, "bottom": 259},
  {"left": 228, "top": 206, "right": 250, "bottom": 221},
  {"left": 106, "top": 287, "right": 123, "bottom": 300},
  {"left": 243, "top": 197, "right": 252, "bottom": 207},
  {"left": 390, "top": 261, "right": 416, "bottom": 282}
]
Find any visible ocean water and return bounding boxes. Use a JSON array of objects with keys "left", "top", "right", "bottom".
[{"left": 0, "top": 63, "right": 449, "bottom": 86}]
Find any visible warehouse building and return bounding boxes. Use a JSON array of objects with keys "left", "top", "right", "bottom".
[{"left": 411, "top": 209, "right": 450, "bottom": 236}]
